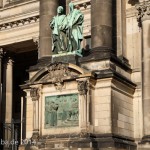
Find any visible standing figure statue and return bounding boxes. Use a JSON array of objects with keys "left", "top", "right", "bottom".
[
  {"left": 67, "top": 2, "right": 84, "bottom": 54},
  {"left": 50, "top": 6, "right": 68, "bottom": 54}
]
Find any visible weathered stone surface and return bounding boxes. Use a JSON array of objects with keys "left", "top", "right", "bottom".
[{"left": 39, "top": 0, "right": 58, "bottom": 58}]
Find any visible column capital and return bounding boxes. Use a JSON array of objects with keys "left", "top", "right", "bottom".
[
  {"left": 136, "top": 1, "right": 150, "bottom": 27},
  {"left": 6, "top": 57, "right": 14, "bottom": 66},
  {"left": 77, "top": 78, "right": 89, "bottom": 95},
  {"left": 30, "top": 88, "right": 40, "bottom": 101}
]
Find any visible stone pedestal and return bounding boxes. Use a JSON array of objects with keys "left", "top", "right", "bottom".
[{"left": 20, "top": 1, "right": 136, "bottom": 150}]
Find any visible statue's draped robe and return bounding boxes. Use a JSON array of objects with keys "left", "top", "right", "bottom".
[
  {"left": 50, "top": 15, "right": 68, "bottom": 53},
  {"left": 67, "top": 8, "right": 84, "bottom": 52}
]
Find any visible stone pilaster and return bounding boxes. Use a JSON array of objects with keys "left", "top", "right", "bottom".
[
  {"left": 0, "top": 48, "right": 3, "bottom": 127},
  {"left": 30, "top": 87, "right": 40, "bottom": 140},
  {"left": 39, "top": 0, "right": 58, "bottom": 58},
  {"left": 116, "top": 0, "right": 127, "bottom": 58},
  {"left": 77, "top": 78, "right": 90, "bottom": 131},
  {"left": 91, "top": 0, "right": 112, "bottom": 50},
  {"left": 5, "top": 57, "right": 13, "bottom": 124},
  {"left": 136, "top": 1, "right": 150, "bottom": 144},
  {"left": 2, "top": 56, "right": 13, "bottom": 150}
]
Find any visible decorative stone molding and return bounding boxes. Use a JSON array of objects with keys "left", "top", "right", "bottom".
[
  {"left": 30, "top": 88, "right": 39, "bottom": 101},
  {"left": 0, "top": 15, "right": 39, "bottom": 31},
  {"left": 47, "top": 63, "right": 69, "bottom": 83},
  {"left": 77, "top": 79, "right": 88, "bottom": 95},
  {"left": 136, "top": 1, "right": 150, "bottom": 27},
  {"left": 74, "top": 0, "right": 91, "bottom": 9}
]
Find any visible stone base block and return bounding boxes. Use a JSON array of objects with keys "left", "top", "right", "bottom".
[
  {"left": 21, "top": 134, "right": 136, "bottom": 150},
  {"left": 29, "top": 53, "right": 81, "bottom": 71}
]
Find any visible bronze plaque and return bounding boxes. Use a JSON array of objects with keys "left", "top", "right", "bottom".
[{"left": 45, "top": 94, "right": 79, "bottom": 128}]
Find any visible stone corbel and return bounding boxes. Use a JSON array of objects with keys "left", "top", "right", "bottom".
[{"left": 77, "top": 78, "right": 90, "bottom": 131}]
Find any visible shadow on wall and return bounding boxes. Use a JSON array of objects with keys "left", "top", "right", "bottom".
[{"left": 128, "top": 0, "right": 139, "bottom": 6}]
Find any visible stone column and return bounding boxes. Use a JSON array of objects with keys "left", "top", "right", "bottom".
[
  {"left": 116, "top": 0, "right": 127, "bottom": 58},
  {"left": 0, "top": 49, "right": 3, "bottom": 126},
  {"left": 2, "top": 57, "right": 13, "bottom": 150},
  {"left": 136, "top": 1, "right": 150, "bottom": 143},
  {"left": 39, "top": 0, "right": 58, "bottom": 58},
  {"left": 5, "top": 57, "right": 13, "bottom": 124},
  {"left": 91, "top": 0, "right": 112, "bottom": 50},
  {"left": 0, "top": 0, "right": 3, "bottom": 8},
  {"left": 66, "top": 0, "right": 71, "bottom": 14},
  {"left": 77, "top": 78, "right": 90, "bottom": 130},
  {"left": 30, "top": 87, "right": 40, "bottom": 139}
]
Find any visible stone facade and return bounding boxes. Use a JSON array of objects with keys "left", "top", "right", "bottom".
[{"left": 0, "top": 0, "right": 149, "bottom": 150}]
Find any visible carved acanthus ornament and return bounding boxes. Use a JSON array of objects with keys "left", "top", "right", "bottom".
[
  {"left": 30, "top": 88, "right": 39, "bottom": 101},
  {"left": 136, "top": 1, "right": 150, "bottom": 27},
  {"left": 42, "top": 62, "right": 75, "bottom": 83},
  {"left": 77, "top": 79, "right": 88, "bottom": 95},
  {"left": 38, "top": 62, "right": 79, "bottom": 91}
]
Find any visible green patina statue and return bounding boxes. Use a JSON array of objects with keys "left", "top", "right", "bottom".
[
  {"left": 67, "top": 2, "right": 84, "bottom": 53},
  {"left": 50, "top": 3, "right": 84, "bottom": 55},
  {"left": 50, "top": 6, "right": 68, "bottom": 54}
]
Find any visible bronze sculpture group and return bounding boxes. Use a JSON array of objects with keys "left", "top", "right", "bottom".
[{"left": 50, "top": 2, "right": 84, "bottom": 55}]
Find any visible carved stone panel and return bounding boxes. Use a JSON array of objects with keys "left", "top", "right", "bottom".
[
  {"left": 41, "top": 62, "right": 79, "bottom": 83},
  {"left": 45, "top": 94, "right": 79, "bottom": 128}
]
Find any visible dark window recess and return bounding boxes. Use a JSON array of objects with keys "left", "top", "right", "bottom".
[{"left": 82, "top": 36, "right": 91, "bottom": 56}]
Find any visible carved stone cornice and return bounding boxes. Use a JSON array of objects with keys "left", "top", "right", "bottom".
[
  {"left": 136, "top": 1, "right": 150, "bottom": 27},
  {"left": 30, "top": 88, "right": 39, "bottom": 101},
  {"left": 0, "top": 15, "right": 39, "bottom": 31}
]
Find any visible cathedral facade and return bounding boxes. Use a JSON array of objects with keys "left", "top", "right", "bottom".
[{"left": 0, "top": 0, "right": 150, "bottom": 150}]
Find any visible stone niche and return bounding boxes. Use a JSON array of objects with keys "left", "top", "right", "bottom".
[{"left": 21, "top": 62, "right": 93, "bottom": 141}]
